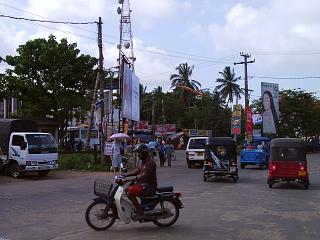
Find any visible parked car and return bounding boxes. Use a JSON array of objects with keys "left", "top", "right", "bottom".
[{"left": 185, "top": 137, "right": 209, "bottom": 168}]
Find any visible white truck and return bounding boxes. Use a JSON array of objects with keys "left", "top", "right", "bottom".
[{"left": 0, "top": 119, "right": 58, "bottom": 178}]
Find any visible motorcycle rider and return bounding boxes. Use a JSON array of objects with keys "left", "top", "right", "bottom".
[{"left": 122, "top": 144, "right": 157, "bottom": 219}]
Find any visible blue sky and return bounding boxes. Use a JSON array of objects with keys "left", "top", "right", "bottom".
[{"left": 1, "top": 0, "right": 320, "bottom": 104}]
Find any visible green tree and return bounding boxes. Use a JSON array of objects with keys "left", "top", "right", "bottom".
[
  {"left": 215, "top": 66, "right": 243, "bottom": 105},
  {"left": 279, "top": 89, "right": 320, "bottom": 138},
  {"left": 3, "top": 35, "right": 97, "bottom": 141},
  {"left": 170, "top": 62, "right": 201, "bottom": 108}
]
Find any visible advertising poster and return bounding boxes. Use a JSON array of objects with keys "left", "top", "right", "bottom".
[
  {"left": 245, "top": 106, "right": 253, "bottom": 137},
  {"left": 261, "top": 82, "right": 279, "bottom": 134},
  {"left": 122, "top": 64, "right": 140, "bottom": 121},
  {"left": 231, "top": 105, "right": 241, "bottom": 135},
  {"left": 122, "top": 64, "right": 132, "bottom": 120},
  {"left": 252, "top": 113, "right": 262, "bottom": 125}
]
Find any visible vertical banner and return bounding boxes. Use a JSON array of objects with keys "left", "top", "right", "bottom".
[
  {"left": 131, "top": 72, "right": 140, "bottom": 121},
  {"left": 231, "top": 105, "right": 241, "bottom": 135},
  {"left": 261, "top": 82, "right": 279, "bottom": 134},
  {"left": 122, "top": 64, "right": 140, "bottom": 121},
  {"left": 245, "top": 106, "right": 253, "bottom": 140},
  {"left": 122, "top": 64, "right": 132, "bottom": 120}
]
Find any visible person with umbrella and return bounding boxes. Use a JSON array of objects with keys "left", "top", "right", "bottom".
[
  {"left": 111, "top": 139, "right": 122, "bottom": 175},
  {"left": 110, "top": 133, "right": 129, "bottom": 175}
]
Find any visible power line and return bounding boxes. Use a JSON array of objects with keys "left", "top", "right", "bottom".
[
  {"left": 0, "top": 13, "right": 96, "bottom": 24},
  {"left": 0, "top": 2, "right": 100, "bottom": 35},
  {"left": 0, "top": 2, "right": 237, "bottom": 62},
  {"left": 251, "top": 75, "right": 320, "bottom": 80},
  {"left": 0, "top": 11, "right": 97, "bottom": 42},
  {"left": 251, "top": 50, "right": 320, "bottom": 56}
]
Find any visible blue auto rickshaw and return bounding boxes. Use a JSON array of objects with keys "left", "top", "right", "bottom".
[{"left": 240, "top": 136, "right": 270, "bottom": 169}]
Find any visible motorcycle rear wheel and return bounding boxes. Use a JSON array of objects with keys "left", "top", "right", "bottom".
[
  {"left": 152, "top": 199, "right": 180, "bottom": 227},
  {"left": 85, "top": 202, "right": 116, "bottom": 231}
]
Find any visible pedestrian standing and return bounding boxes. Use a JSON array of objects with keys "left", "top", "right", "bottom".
[
  {"left": 165, "top": 141, "right": 174, "bottom": 167},
  {"left": 158, "top": 140, "right": 167, "bottom": 167},
  {"left": 148, "top": 140, "right": 157, "bottom": 160},
  {"left": 111, "top": 139, "right": 122, "bottom": 175}
]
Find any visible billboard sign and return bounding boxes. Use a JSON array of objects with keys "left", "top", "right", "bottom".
[
  {"left": 231, "top": 105, "right": 241, "bottom": 135},
  {"left": 122, "top": 64, "right": 140, "bottom": 121},
  {"left": 252, "top": 114, "right": 262, "bottom": 125},
  {"left": 261, "top": 82, "right": 279, "bottom": 134}
]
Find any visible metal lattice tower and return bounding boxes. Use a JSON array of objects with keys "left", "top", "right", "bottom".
[{"left": 117, "top": 0, "right": 135, "bottom": 70}]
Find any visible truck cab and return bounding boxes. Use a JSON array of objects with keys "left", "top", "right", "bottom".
[
  {"left": 0, "top": 119, "right": 58, "bottom": 178},
  {"left": 239, "top": 136, "right": 270, "bottom": 169}
]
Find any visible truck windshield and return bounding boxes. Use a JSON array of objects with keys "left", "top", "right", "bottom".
[{"left": 26, "top": 134, "right": 57, "bottom": 153}]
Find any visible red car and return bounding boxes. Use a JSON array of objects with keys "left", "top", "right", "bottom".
[{"left": 267, "top": 138, "right": 310, "bottom": 189}]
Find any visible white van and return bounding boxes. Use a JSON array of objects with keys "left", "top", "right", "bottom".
[{"left": 186, "top": 137, "right": 209, "bottom": 168}]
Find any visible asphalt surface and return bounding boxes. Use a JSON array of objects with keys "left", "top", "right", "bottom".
[{"left": 1, "top": 151, "right": 320, "bottom": 240}]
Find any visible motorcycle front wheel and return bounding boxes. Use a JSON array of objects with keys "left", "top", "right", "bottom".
[
  {"left": 152, "top": 199, "right": 180, "bottom": 227},
  {"left": 85, "top": 202, "right": 116, "bottom": 231}
]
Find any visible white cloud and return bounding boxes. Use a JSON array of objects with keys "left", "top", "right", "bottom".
[
  {"left": 26, "top": 0, "right": 111, "bottom": 19},
  {"left": 130, "top": 0, "right": 178, "bottom": 29}
]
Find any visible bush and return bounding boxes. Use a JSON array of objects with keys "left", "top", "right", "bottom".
[{"left": 58, "top": 153, "right": 111, "bottom": 171}]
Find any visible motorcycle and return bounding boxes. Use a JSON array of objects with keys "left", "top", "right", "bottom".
[{"left": 85, "top": 176, "right": 184, "bottom": 230}]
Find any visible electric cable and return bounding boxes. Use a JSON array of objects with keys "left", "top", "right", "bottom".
[{"left": 0, "top": 13, "right": 96, "bottom": 24}]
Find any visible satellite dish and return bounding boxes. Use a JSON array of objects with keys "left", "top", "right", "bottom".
[
  {"left": 117, "top": 6, "right": 122, "bottom": 14},
  {"left": 124, "top": 42, "right": 130, "bottom": 49}
]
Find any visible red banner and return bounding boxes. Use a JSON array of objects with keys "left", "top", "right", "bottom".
[
  {"left": 245, "top": 107, "right": 253, "bottom": 135},
  {"left": 155, "top": 124, "right": 176, "bottom": 135},
  {"left": 135, "top": 121, "right": 149, "bottom": 130}
]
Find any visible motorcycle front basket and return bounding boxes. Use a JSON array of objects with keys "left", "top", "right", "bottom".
[{"left": 94, "top": 179, "right": 113, "bottom": 197}]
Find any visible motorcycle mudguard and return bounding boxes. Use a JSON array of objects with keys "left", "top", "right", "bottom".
[
  {"left": 158, "top": 195, "right": 183, "bottom": 209},
  {"left": 92, "top": 197, "right": 119, "bottom": 219}
]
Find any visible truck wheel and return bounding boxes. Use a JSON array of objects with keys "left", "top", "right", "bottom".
[
  {"left": 240, "top": 163, "right": 245, "bottom": 169},
  {"left": 38, "top": 170, "right": 50, "bottom": 177},
  {"left": 187, "top": 160, "right": 192, "bottom": 168},
  {"left": 10, "top": 162, "right": 21, "bottom": 178}
]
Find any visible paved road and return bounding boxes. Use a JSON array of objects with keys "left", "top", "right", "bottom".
[{"left": 1, "top": 151, "right": 320, "bottom": 240}]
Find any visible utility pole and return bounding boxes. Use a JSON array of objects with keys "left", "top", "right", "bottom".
[
  {"left": 234, "top": 52, "right": 255, "bottom": 139},
  {"left": 85, "top": 17, "right": 105, "bottom": 164},
  {"left": 97, "top": 17, "right": 105, "bottom": 164},
  {"left": 152, "top": 96, "right": 155, "bottom": 139}
]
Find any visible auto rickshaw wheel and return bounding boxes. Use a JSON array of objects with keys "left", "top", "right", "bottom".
[
  {"left": 304, "top": 182, "right": 309, "bottom": 189},
  {"left": 232, "top": 175, "right": 239, "bottom": 183},
  {"left": 203, "top": 175, "right": 207, "bottom": 182},
  {"left": 268, "top": 183, "right": 273, "bottom": 188}
]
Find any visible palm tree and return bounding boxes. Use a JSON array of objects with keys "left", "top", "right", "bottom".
[
  {"left": 170, "top": 63, "right": 201, "bottom": 107},
  {"left": 215, "top": 66, "right": 243, "bottom": 105}
]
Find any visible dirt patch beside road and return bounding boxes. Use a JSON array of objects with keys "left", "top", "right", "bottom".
[{"left": 0, "top": 170, "right": 112, "bottom": 184}]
